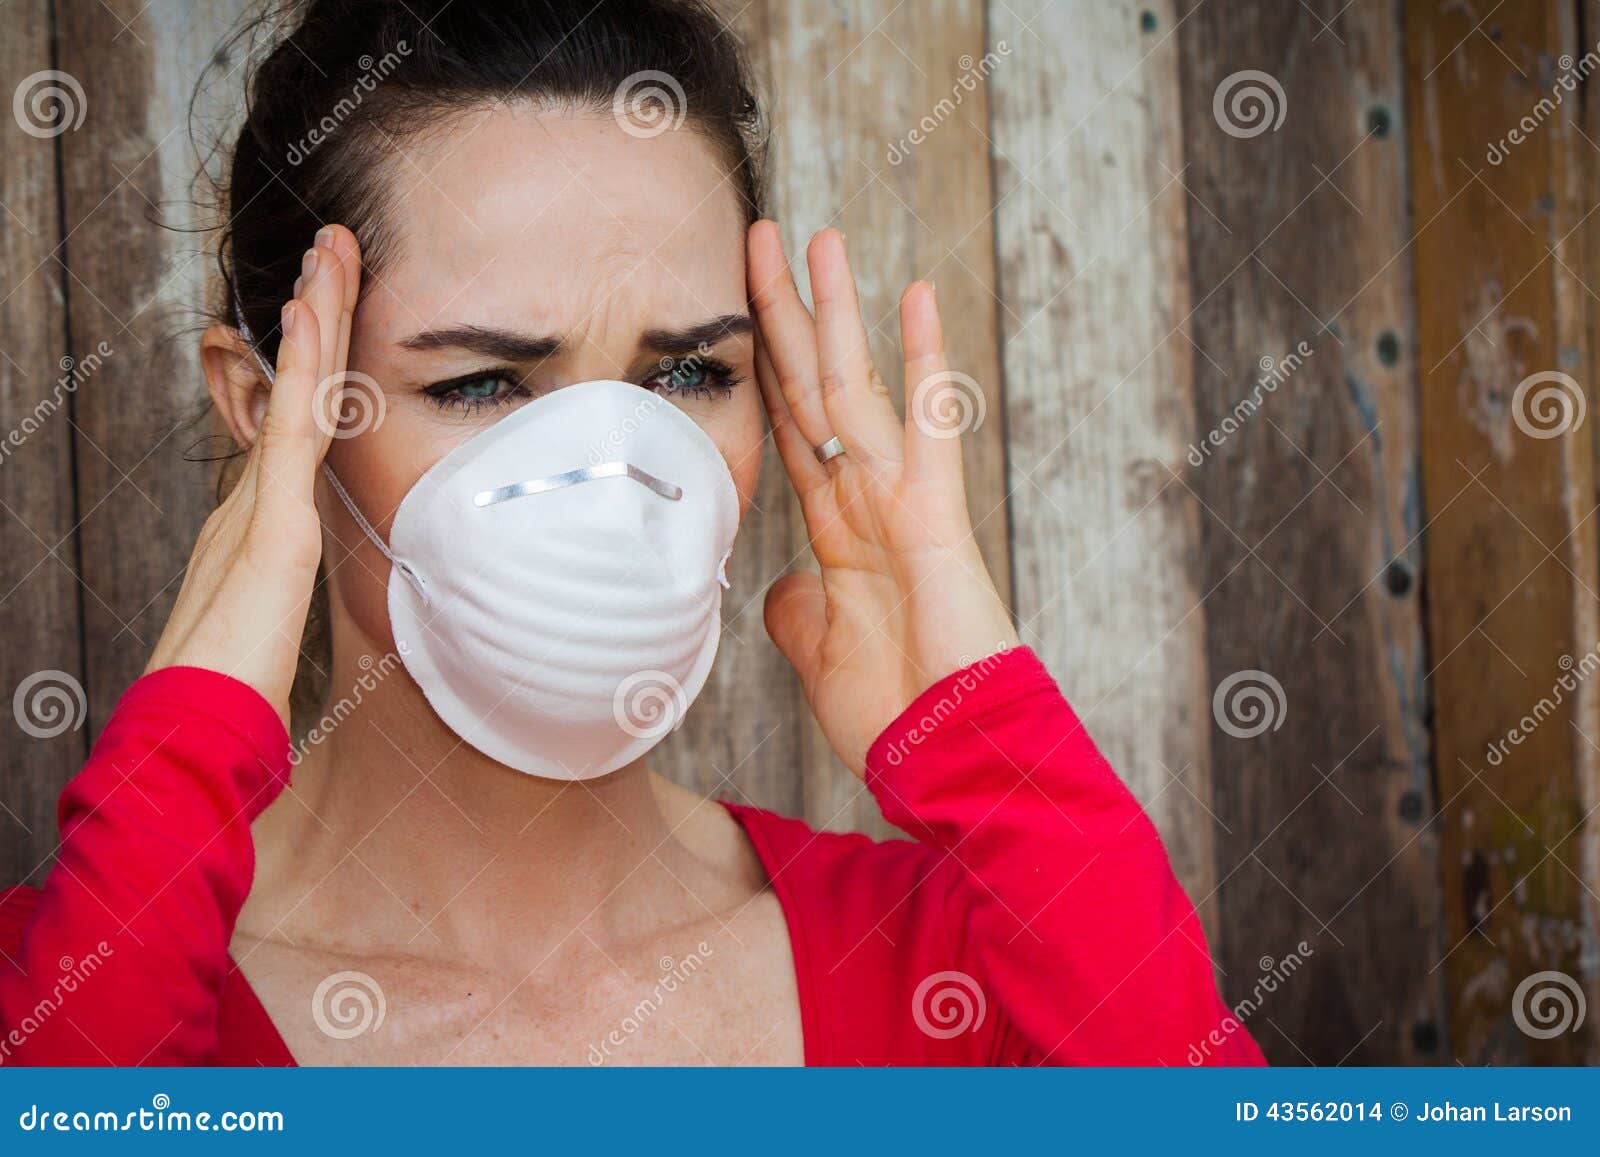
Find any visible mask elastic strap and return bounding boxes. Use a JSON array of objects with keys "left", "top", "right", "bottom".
[
  {"left": 232, "top": 298, "right": 430, "bottom": 604},
  {"left": 317, "top": 463, "right": 430, "bottom": 600}
]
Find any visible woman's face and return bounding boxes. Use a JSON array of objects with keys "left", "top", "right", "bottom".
[{"left": 322, "top": 105, "right": 763, "bottom": 650}]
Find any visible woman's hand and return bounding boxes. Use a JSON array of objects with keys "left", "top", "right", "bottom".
[
  {"left": 145, "top": 226, "right": 361, "bottom": 727},
  {"left": 748, "top": 221, "right": 1019, "bottom": 777}
]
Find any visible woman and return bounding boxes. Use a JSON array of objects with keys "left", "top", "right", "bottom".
[{"left": 0, "top": 0, "right": 1261, "bottom": 1066}]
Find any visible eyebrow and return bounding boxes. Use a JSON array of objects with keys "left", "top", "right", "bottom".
[
  {"left": 400, "top": 325, "right": 562, "bottom": 362},
  {"left": 398, "top": 314, "right": 753, "bottom": 362},
  {"left": 639, "top": 314, "right": 753, "bottom": 356}
]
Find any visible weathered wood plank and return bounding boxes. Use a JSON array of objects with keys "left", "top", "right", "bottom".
[
  {"left": 1405, "top": 0, "right": 1599, "bottom": 1064},
  {"left": 0, "top": 0, "right": 88, "bottom": 883},
  {"left": 986, "top": 2, "right": 1219, "bottom": 937},
  {"left": 53, "top": 0, "right": 257, "bottom": 734},
  {"left": 1176, "top": 0, "right": 1441, "bottom": 1065},
  {"left": 752, "top": 0, "right": 1011, "bottom": 834}
]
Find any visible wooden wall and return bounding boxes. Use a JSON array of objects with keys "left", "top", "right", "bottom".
[{"left": 1, "top": 0, "right": 1597, "bottom": 1065}]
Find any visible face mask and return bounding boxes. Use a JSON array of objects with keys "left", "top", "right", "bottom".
[{"left": 236, "top": 311, "right": 738, "bottom": 780}]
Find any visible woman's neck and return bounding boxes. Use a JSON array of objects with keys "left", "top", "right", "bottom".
[{"left": 244, "top": 637, "right": 711, "bottom": 974}]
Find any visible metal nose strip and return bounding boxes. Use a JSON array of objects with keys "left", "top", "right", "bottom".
[{"left": 473, "top": 461, "right": 683, "bottom": 508}]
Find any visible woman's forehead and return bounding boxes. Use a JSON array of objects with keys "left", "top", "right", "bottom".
[{"left": 364, "top": 105, "right": 749, "bottom": 331}]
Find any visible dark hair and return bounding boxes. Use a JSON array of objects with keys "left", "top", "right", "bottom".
[{"left": 221, "top": 0, "right": 768, "bottom": 359}]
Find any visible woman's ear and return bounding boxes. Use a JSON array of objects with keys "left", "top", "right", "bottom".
[{"left": 200, "top": 322, "right": 271, "bottom": 449}]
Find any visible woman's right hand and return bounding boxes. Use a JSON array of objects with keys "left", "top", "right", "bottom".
[{"left": 145, "top": 226, "right": 361, "bottom": 727}]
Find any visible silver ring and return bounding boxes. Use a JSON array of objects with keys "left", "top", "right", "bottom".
[{"left": 814, "top": 435, "right": 846, "bottom": 464}]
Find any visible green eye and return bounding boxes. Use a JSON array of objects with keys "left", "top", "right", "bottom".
[
  {"left": 646, "top": 355, "right": 745, "bottom": 399},
  {"left": 422, "top": 370, "right": 527, "bottom": 414},
  {"left": 455, "top": 375, "right": 506, "bottom": 399},
  {"left": 665, "top": 361, "right": 707, "bottom": 391}
]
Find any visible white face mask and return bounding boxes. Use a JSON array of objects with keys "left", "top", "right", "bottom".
[{"left": 238, "top": 316, "right": 738, "bottom": 779}]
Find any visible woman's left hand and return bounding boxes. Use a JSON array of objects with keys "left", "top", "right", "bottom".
[{"left": 748, "top": 221, "right": 1020, "bottom": 778}]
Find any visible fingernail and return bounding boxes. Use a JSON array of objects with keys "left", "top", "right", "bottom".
[
  {"left": 292, "top": 276, "right": 304, "bottom": 298},
  {"left": 302, "top": 248, "right": 319, "bottom": 279},
  {"left": 281, "top": 301, "right": 296, "bottom": 331},
  {"left": 315, "top": 226, "right": 334, "bottom": 248}
]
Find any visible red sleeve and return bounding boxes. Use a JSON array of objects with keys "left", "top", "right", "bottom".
[
  {"left": 865, "top": 645, "right": 1264, "bottom": 1066},
  {"left": 0, "top": 667, "right": 289, "bottom": 1065}
]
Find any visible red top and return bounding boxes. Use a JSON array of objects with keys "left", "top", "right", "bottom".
[{"left": 0, "top": 646, "right": 1262, "bottom": 1066}]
